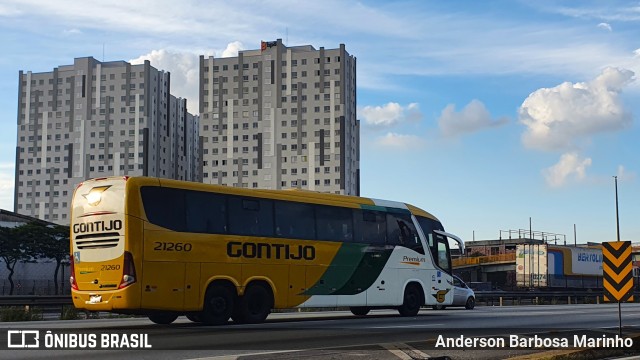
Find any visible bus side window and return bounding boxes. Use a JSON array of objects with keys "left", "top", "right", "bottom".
[
  {"left": 228, "top": 197, "right": 274, "bottom": 237},
  {"left": 185, "top": 190, "right": 226, "bottom": 234},
  {"left": 274, "top": 201, "right": 316, "bottom": 240},
  {"left": 386, "top": 213, "right": 423, "bottom": 254},
  {"left": 353, "top": 210, "right": 386, "bottom": 245},
  {"left": 436, "top": 235, "right": 451, "bottom": 273},
  {"left": 141, "top": 186, "right": 186, "bottom": 231},
  {"left": 316, "top": 205, "right": 353, "bottom": 242}
]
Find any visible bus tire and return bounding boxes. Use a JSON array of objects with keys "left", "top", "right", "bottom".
[
  {"left": 186, "top": 314, "right": 202, "bottom": 322},
  {"left": 398, "top": 284, "right": 422, "bottom": 317},
  {"left": 350, "top": 307, "right": 370, "bottom": 316},
  {"left": 148, "top": 313, "right": 178, "bottom": 325},
  {"left": 201, "top": 284, "right": 234, "bottom": 325},
  {"left": 234, "top": 283, "right": 273, "bottom": 324}
]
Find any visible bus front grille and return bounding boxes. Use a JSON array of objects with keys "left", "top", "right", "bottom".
[{"left": 75, "top": 232, "right": 120, "bottom": 249}]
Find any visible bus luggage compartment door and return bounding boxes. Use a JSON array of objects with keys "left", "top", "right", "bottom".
[{"left": 141, "top": 261, "right": 186, "bottom": 310}]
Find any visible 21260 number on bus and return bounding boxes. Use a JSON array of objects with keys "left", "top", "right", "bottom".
[{"left": 153, "top": 242, "right": 192, "bottom": 252}]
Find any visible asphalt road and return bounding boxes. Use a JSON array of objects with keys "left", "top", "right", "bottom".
[{"left": 2, "top": 303, "right": 640, "bottom": 360}]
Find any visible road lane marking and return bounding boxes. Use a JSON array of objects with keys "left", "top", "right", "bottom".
[
  {"left": 381, "top": 343, "right": 414, "bottom": 360},
  {"left": 369, "top": 323, "right": 444, "bottom": 329},
  {"left": 187, "top": 349, "right": 302, "bottom": 360},
  {"left": 382, "top": 343, "right": 430, "bottom": 360},
  {"left": 401, "top": 343, "right": 430, "bottom": 359}
]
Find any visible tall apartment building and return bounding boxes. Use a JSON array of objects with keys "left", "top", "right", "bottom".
[
  {"left": 14, "top": 57, "right": 200, "bottom": 224},
  {"left": 199, "top": 40, "right": 359, "bottom": 195}
]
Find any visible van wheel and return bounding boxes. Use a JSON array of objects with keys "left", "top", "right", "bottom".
[
  {"left": 148, "top": 313, "right": 178, "bottom": 325},
  {"left": 465, "top": 297, "right": 475, "bottom": 310},
  {"left": 234, "top": 284, "right": 273, "bottom": 324},
  {"left": 201, "top": 285, "right": 234, "bottom": 325},
  {"left": 350, "top": 307, "right": 370, "bottom": 316},
  {"left": 398, "top": 284, "right": 422, "bottom": 317}
]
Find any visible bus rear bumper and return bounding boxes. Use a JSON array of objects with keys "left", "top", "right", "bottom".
[{"left": 72, "top": 288, "right": 140, "bottom": 311}]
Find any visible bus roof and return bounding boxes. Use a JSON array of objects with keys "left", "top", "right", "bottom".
[{"left": 118, "top": 176, "right": 440, "bottom": 222}]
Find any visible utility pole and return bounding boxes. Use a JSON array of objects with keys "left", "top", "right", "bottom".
[
  {"left": 614, "top": 176, "right": 620, "bottom": 242},
  {"left": 614, "top": 175, "right": 622, "bottom": 336}
]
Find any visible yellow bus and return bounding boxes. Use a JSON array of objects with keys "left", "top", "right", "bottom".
[{"left": 70, "top": 176, "right": 464, "bottom": 325}]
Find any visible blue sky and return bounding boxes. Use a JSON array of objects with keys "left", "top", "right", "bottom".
[{"left": 0, "top": 0, "right": 638, "bottom": 243}]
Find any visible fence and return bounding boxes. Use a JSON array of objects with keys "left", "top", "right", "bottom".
[{"left": 1, "top": 279, "right": 70, "bottom": 296}]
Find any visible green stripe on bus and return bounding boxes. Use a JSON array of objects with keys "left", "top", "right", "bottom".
[
  {"left": 331, "top": 246, "right": 394, "bottom": 295},
  {"left": 360, "top": 204, "right": 386, "bottom": 211},
  {"left": 303, "top": 243, "right": 368, "bottom": 295},
  {"left": 360, "top": 204, "right": 410, "bottom": 214}
]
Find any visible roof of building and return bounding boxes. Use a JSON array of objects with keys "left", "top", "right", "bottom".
[{"left": 0, "top": 209, "right": 56, "bottom": 227}]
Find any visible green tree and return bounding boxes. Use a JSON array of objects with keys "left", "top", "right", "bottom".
[
  {"left": 0, "top": 224, "right": 39, "bottom": 295},
  {"left": 40, "top": 225, "right": 70, "bottom": 295}
]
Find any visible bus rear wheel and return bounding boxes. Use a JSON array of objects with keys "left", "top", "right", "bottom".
[
  {"left": 148, "top": 313, "right": 178, "bottom": 325},
  {"left": 201, "top": 285, "right": 234, "bottom": 325},
  {"left": 350, "top": 307, "right": 370, "bottom": 316},
  {"left": 233, "top": 284, "right": 273, "bottom": 324},
  {"left": 398, "top": 284, "right": 422, "bottom": 317},
  {"left": 186, "top": 314, "right": 202, "bottom": 323}
]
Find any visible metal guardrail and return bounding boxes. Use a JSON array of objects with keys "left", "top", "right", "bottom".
[
  {"left": 475, "top": 290, "right": 603, "bottom": 299},
  {"left": 1, "top": 291, "right": 637, "bottom": 308},
  {"left": 0, "top": 295, "right": 73, "bottom": 307}
]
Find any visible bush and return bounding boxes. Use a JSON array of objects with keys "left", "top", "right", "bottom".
[
  {"left": 0, "top": 306, "right": 43, "bottom": 321},
  {"left": 60, "top": 306, "right": 80, "bottom": 320}
]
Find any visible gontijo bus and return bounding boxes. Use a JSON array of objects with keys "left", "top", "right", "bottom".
[{"left": 70, "top": 176, "right": 464, "bottom": 325}]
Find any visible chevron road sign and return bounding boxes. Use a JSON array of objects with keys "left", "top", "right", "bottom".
[{"left": 602, "top": 241, "right": 634, "bottom": 302}]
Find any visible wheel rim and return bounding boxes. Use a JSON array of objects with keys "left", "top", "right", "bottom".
[
  {"left": 211, "top": 296, "right": 227, "bottom": 314},
  {"left": 407, "top": 290, "right": 419, "bottom": 309}
]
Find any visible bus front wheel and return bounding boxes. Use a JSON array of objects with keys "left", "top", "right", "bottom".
[
  {"left": 233, "top": 284, "right": 273, "bottom": 324},
  {"left": 350, "top": 307, "right": 370, "bottom": 316},
  {"left": 201, "top": 285, "right": 234, "bottom": 325},
  {"left": 148, "top": 313, "right": 178, "bottom": 325},
  {"left": 398, "top": 284, "right": 422, "bottom": 317}
]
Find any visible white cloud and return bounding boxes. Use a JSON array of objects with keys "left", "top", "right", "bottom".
[
  {"left": 129, "top": 42, "right": 248, "bottom": 114},
  {"left": 0, "top": 163, "right": 14, "bottom": 211},
  {"left": 536, "top": 3, "right": 640, "bottom": 22},
  {"left": 374, "top": 133, "right": 425, "bottom": 150},
  {"left": 4, "top": 0, "right": 636, "bottom": 88},
  {"left": 221, "top": 41, "right": 245, "bottom": 58},
  {"left": 0, "top": 4, "right": 21, "bottom": 16},
  {"left": 62, "top": 28, "right": 82, "bottom": 35},
  {"left": 519, "top": 67, "right": 635, "bottom": 151},
  {"left": 438, "top": 99, "right": 508, "bottom": 137},
  {"left": 543, "top": 152, "right": 592, "bottom": 188},
  {"left": 130, "top": 49, "right": 201, "bottom": 114},
  {"left": 617, "top": 165, "right": 637, "bottom": 182},
  {"left": 360, "top": 102, "right": 422, "bottom": 128},
  {"left": 597, "top": 22, "right": 612, "bottom": 31}
]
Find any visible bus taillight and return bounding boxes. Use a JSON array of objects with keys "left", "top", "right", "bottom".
[
  {"left": 69, "top": 259, "right": 78, "bottom": 291},
  {"left": 119, "top": 251, "right": 137, "bottom": 289}
]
